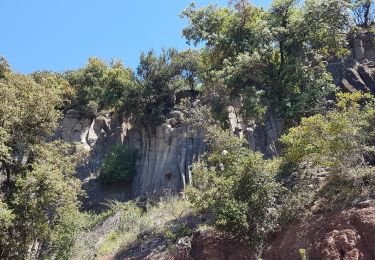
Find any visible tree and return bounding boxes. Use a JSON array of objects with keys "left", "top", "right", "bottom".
[
  {"left": 302, "top": 0, "right": 351, "bottom": 58},
  {"left": 268, "top": 0, "right": 300, "bottom": 69},
  {"left": 0, "top": 72, "right": 62, "bottom": 183},
  {"left": 3, "top": 141, "right": 84, "bottom": 258},
  {"left": 65, "top": 57, "right": 136, "bottom": 116},
  {"left": 181, "top": 0, "right": 348, "bottom": 122},
  {"left": 174, "top": 49, "right": 204, "bottom": 93},
  {"left": 181, "top": 1, "right": 269, "bottom": 68},
  {"left": 122, "top": 49, "right": 203, "bottom": 124},
  {"left": 0, "top": 200, "right": 15, "bottom": 258},
  {"left": 32, "top": 71, "right": 75, "bottom": 109},
  {"left": 0, "top": 61, "right": 85, "bottom": 259}
]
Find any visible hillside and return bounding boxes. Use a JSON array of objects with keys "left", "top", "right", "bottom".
[{"left": 2, "top": 1, "right": 375, "bottom": 259}]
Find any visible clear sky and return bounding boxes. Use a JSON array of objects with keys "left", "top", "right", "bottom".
[{"left": 0, "top": 0, "right": 271, "bottom": 73}]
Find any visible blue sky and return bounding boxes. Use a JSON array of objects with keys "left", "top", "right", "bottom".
[{"left": 0, "top": 0, "right": 271, "bottom": 73}]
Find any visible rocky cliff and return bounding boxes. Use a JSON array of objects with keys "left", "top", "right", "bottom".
[
  {"left": 57, "top": 105, "right": 283, "bottom": 210},
  {"left": 125, "top": 121, "right": 205, "bottom": 198},
  {"left": 57, "top": 110, "right": 205, "bottom": 209},
  {"left": 57, "top": 33, "right": 375, "bottom": 210},
  {"left": 55, "top": 111, "right": 133, "bottom": 209}
]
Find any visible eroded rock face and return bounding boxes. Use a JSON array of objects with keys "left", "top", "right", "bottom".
[
  {"left": 58, "top": 110, "right": 205, "bottom": 208},
  {"left": 264, "top": 206, "right": 375, "bottom": 260},
  {"left": 56, "top": 111, "right": 133, "bottom": 210},
  {"left": 351, "top": 33, "right": 375, "bottom": 62},
  {"left": 328, "top": 33, "right": 375, "bottom": 94},
  {"left": 228, "top": 105, "right": 284, "bottom": 158},
  {"left": 125, "top": 121, "right": 205, "bottom": 197}
]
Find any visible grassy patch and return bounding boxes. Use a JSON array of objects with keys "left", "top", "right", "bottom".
[{"left": 71, "top": 195, "right": 196, "bottom": 259}]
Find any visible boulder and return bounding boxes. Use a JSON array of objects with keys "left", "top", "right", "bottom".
[
  {"left": 357, "top": 65, "right": 375, "bottom": 93},
  {"left": 345, "top": 68, "right": 369, "bottom": 92},
  {"left": 340, "top": 79, "right": 358, "bottom": 93}
]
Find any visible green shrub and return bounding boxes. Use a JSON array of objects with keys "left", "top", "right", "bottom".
[
  {"left": 99, "top": 145, "right": 137, "bottom": 184},
  {"left": 65, "top": 57, "right": 136, "bottom": 116},
  {"left": 281, "top": 92, "right": 375, "bottom": 174},
  {"left": 186, "top": 125, "right": 283, "bottom": 247}
]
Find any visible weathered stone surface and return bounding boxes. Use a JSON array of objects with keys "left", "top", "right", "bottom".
[
  {"left": 58, "top": 111, "right": 205, "bottom": 207},
  {"left": 227, "top": 105, "right": 284, "bottom": 158},
  {"left": 56, "top": 110, "right": 92, "bottom": 150},
  {"left": 57, "top": 111, "right": 132, "bottom": 210},
  {"left": 169, "top": 110, "right": 184, "bottom": 121},
  {"left": 340, "top": 79, "right": 358, "bottom": 93},
  {"left": 351, "top": 33, "right": 375, "bottom": 61},
  {"left": 327, "top": 33, "right": 375, "bottom": 94},
  {"left": 345, "top": 68, "right": 369, "bottom": 92},
  {"left": 357, "top": 65, "right": 375, "bottom": 93},
  {"left": 125, "top": 121, "right": 205, "bottom": 197}
]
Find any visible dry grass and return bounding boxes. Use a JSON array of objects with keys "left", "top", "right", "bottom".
[{"left": 71, "top": 195, "right": 195, "bottom": 259}]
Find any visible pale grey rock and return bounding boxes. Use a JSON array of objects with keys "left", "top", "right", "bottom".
[
  {"left": 125, "top": 121, "right": 205, "bottom": 197},
  {"left": 57, "top": 110, "right": 92, "bottom": 150},
  {"left": 57, "top": 111, "right": 132, "bottom": 210},
  {"left": 217, "top": 163, "right": 225, "bottom": 171},
  {"left": 229, "top": 109, "right": 284, "bottom": 158},
  {"left": 339, "top": 79, "right": 357, "bottom": 93},
  {"left": 352, "top": 37, "right": 366, "bottom": 61},
  {"left": 169, "top": 110, "right": 184, "bottom": 120}
]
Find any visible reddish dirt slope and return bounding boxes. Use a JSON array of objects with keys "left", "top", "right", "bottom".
[
  {"left": 111, "top": 207, "right": 375, "bottom": 259},
  {"left": 264, "top": 206, "right": 375, "bottom": 260}
]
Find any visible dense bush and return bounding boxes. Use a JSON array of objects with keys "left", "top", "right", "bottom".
[
  {"left": 65, "top": 58, "right": 136, "bottom": 116},
  {"left": 122, "top": 49, "right": 203, "bottom": 124},
  {"left": 186, "top": 125, "right": 284, "bottom": 247},
  {"left": 281, "top": 92, "right": 375, "bottom": 173},
  {"left": 279, "top": 92, "right": 375, "bottom": 213},
  {"left": 99, "top": 145, "right": 137, "bottom": 184},
  {"left": 0, "top": 62, "right": 86, "bottom": 258}
]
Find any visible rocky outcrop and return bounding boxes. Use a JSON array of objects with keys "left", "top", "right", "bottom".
[
  {"left": 57, "top": 33, "right": 375, "bottom": 209},
  {"left": 351, "top": 32, "right": 375, "bottom": 62},
  {"left": 228, "top": 106, "right": 284, "bottom": 158},
  {"left": 328, "top": 33, "right": 375, "bottom": 94},
  {"left": 335, "top": 62, "right": 375, "bottom": 94},
  {"left": 56, "top": 111, "right": 133, "bottom": 209},
  {"left": 125, "top": 119, "right": 205, "bottom": 198},
  {"left": 58, "top": 102, "right": 284, "bottom": 209},
  {"left": 57, "top": 111, "right": 204, "bottom": 209}
]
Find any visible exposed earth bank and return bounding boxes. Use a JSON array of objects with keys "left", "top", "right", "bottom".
[{"left": 125, "top": 205, "right": 375, "bottom": 260}]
